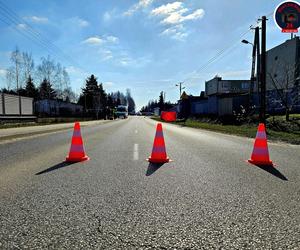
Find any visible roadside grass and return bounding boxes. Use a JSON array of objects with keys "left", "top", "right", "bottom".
[
  {"left": 0, "top": 122, "right": 49, "bottom": 129},
  {"left": 0, "top": 117, "right": 94, "bottom": 129},
  {"left": 151, "top": 116, "right": 300, "bottom": 145}
]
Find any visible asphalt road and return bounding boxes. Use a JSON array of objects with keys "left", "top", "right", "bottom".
[{"left": 0, "top": 116, "right": 300, "bottom": 249}]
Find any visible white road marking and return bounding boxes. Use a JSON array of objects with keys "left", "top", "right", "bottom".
[
  {"left": 135, "top": 129, "right": 138, "bottom": 134},
  {"left": 133, "top": 143, "right": 139, "bottom": 161}
]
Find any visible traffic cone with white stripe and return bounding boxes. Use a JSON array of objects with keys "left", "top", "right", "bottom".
[
  {"left": 147, "top": 123, "right": 171, "bottom": 163},
  {"left": 66, "top": 122, "right": 89, "bottom": 162},
  {"left": 248, "top": 123, "right": 273, "bottom": 166}
]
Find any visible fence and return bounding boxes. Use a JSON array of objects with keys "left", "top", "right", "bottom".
[{"left": 0, "top": 93, "right": 33, "bottom": 116}]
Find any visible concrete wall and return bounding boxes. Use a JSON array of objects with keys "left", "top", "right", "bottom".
[
  {"left": 21, "top": 97, "right": 33, "bottom": 115},
  {"left": 266, "top": 37, "right": 299, "bottom": 91},
  {"left": 4, "top": 94, "right": 20, "bottom": 114},
  {"left": 0, "top": 93, "right": 33, "bottom": 116},
  {"left": 0, "top": 94, "right": 3, "bottom": 115}
]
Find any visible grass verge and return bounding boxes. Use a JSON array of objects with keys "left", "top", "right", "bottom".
[
  {"left": 0, "top": 117, "right": 94, "bottom": 129},
  {"left": 151, "top": 117, "right": 300, "bottom": 145}
]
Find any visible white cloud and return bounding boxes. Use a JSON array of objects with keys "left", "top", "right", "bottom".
[
  {"left": 152, "top": 2, "right": 204, "bottom": 25},
  {"left": 25, "top": 16, "right": 49, "bottom": 23},
  {"left": 183, "top": 9, "right": 205, "bottom": 21},
  {"left": 103, "top": 9, "right": 119, "bottom": 22},
  {"left": 124, "top": 0, "right": 154, "bottom": 16},
  {"left": 119, "top": 57, "right": 133, "bottom": 66},
  {"left": 151, "top": 2, "right": 183, "bottom": 16},
  {"left": 17, "top": 23, "right": 27, "bottom": 29},
  {"left": 160, "top": 24, "right": 187, "bottom": 41},
  {"left": 66, "top": 66, "right": 84, "bottom": 74},
  {"left": 151, "top": 2, "right": 204, "bottom": 41},
  {"left": 82, "top": 36, "right": 104, "bottom": 45},
  {"left": 76, "top": 18, "right": 89, "bottom": 27},
  {"left": 161, "top": 11, "right": 184, "bottom": 24},
  {"left": 103, "top": 11, "right": 112, "bottom": 22},
  {"left": 117, "top": 54, "right": 151, "bottom": 68},
  {"left": 0, "top": 69, "right": 7, "bottom": 77},
  {"left": 105, "top": 35, "right": 119, "bottom": 44},
  {"left": 100, "top": 49, "right": 113, "bottom": 61},
  {"left": 65, "top": 17, "right": 89, "bottom": 29},
  {"left": 82, "top": 35, "right": 119, "bottom": 46}
]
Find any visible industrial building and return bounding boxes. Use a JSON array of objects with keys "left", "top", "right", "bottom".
[{"left": 178, "top": 36, "right": 300, "bottom": 117}]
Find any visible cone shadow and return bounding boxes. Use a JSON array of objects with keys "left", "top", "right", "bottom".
[
  {"left": 252, "top": 163, "right": 288, "bottom": 181},
  {"left": 146, "top": 162, "right": 165, "bottom": 176},
  {"left": 35, "top": 162, "right": 76, "bottom": 175}
]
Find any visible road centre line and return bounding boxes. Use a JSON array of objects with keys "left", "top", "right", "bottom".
[{"left": 133, "top": 143, "right": 139, "bottom": 161}]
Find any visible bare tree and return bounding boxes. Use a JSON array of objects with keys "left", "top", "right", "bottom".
[
  {"left": 6, "top": 66, "right": 15, "bottom": 90},
  {"left": 22, "top": 52, "right": 34, "bottom": 82},
  {"left": 10, "top": 47, "right": 22, "bottom": 90},
  {"left": 63, "top": 87, "right": 77, "bottom": 103},
  {"left": 61, "top": 68, "right": 71, "bottom": 101},
  {"left": 36, "top": 56, "right": 56, "bottom": 84},
  {"left": 54, "top": 62, "right": 63, "bottom": 99},
  {"left": 62, "top": 68, "right": 70, "bottom": 89},
  {"left": 37, "top": 57, "right": 72, "bottom": 101}
]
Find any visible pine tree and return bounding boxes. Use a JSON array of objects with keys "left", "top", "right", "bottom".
[
  {"left": 83, "top": 74, "right": 99, "bottom": 94},
  {"left": 39, "top": 78, "right": 56, "bottom": 100},
  {"left": 79, "top": 75, "right": 108, "bottom": 118},
  {"left": 25, "top": 75, "right": 38, "bottom": 99},
  {"left": 80, "top": 74, "right": 99, "bottom": 111},
  {"left": 98, "top": 83, "right": 107, "bottom": 106},
  {"left": 126, "top": 88, "right": 136, "bottom": 113},
  {"left": 159, "top": 91, "right": 164, "bottom": 110}
]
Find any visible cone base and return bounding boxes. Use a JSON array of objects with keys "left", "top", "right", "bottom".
[
  {"left": 248, "top": 159, "right": 273, "bottom": 166},
  {"left": 66, "top": 155, "right": 89, "bottom": 162},
  {"left": 147, "top": 156, "right": 170, "bottom": 163}
]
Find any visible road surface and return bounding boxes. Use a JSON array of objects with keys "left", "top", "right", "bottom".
[{"left": 0, "top": 116, "right": 300, "bottom": 249}]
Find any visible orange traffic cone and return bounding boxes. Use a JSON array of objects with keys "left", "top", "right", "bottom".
[
  {"left": 66, "top": 122, "right": 89, "bottom": 162},
  {"left": 147, "top": 123, "right": 171, "bottom": 163},
  {"left": 248, "top": 123, "right": 273, "bottom": 166}
]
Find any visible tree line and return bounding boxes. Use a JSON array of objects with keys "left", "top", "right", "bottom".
[
  {"left": 140, "top": 91, "right": 175, "bottom": 113},
  {"left": 78, "top": 74, "right": 136, "bottom": 118},
  {"left": 1, "top": 48, "right": 136, "bottom": 118},
  {"left": 2, "top": 47, "right": 76, "bottom": 102}
]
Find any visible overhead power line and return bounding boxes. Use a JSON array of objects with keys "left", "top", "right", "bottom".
[
  {"left": 181, "top": 12, "right": 274, "bottom": 85},
  {"left": 0, "top": 0, "right": 87, "bottom": 72}
]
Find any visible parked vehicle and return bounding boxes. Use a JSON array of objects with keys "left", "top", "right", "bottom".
[{"left": 115, "top": 105, "right": 128, "bottom": 119}]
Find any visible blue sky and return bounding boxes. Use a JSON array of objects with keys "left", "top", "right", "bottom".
[{"left": 0, "top": 0, "right": 295, "bottom": 109}]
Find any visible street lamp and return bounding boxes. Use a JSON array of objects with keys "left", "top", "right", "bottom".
[
  {"left": 241, "top": 39, "right": 254, "bottom": 46},
  {"left": 241, "top": 39, "right": 256, "bottom": 110}
]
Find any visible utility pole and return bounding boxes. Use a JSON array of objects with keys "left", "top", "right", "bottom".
[
  {"left": 176, "top": 82, "right": 185, "bottom": 99},
  {"left": 260, "top": 16, "right": 267, "bottom": 124},
  {"left": 255, "top": 26, "right": 260, "bottom": 97},
  {"left": 248, "top": 27, "right": 257, "bottom": 108}
]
